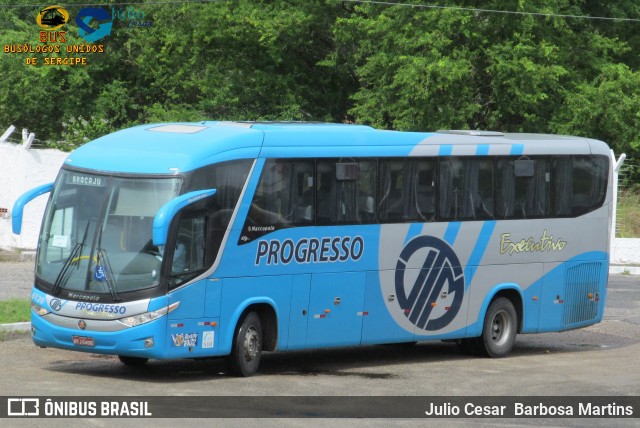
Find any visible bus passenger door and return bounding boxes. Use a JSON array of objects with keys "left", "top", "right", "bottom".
[{"left": 306, "top": 271, "right": 366, "bottom": 348}]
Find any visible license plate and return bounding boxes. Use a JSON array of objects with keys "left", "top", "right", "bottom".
[{"left": 72, "top": 336, "right": 95, "bottom": 347}]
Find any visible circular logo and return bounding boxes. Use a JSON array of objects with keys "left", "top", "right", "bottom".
[
  {"left": 394, "top": 236, "right": 464, "bottom": 331},
  {"left": 49, "top": 298, "right": 62, "bottom": 312},
  {"left": 78, "top": 320, "right": 87, "bottom": 330},
  {"left": 36, "top": 5, "right": 69, "bottom": 31}
]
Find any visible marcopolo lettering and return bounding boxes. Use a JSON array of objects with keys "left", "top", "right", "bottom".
[
  {"left": 75, "top": 302, "right": 127, "bottom": 315},
  {"left": 255, "top": 236, "right": 364, "bottom": 266}
]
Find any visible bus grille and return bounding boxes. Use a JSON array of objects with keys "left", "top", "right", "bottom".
[{"left": 563, "top": 262, "right": 601, "bottom": 325}]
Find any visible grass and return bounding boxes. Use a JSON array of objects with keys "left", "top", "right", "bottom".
[
  {"left": 617, "top": 189, "right": 640, "bottom": 238},
  {"left": 0, "top": 299, "right": 31, "bottom": 324}
]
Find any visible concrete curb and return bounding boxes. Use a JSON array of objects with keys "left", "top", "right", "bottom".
[
  {"left": 610, "top": 265, "right": 640, "bottom": 276},
  {"left": 0, "top": 321, "right": 30, "bottom": 332},
  {"left": 0, "top": 250, "right": 36, "bottom": 262}
]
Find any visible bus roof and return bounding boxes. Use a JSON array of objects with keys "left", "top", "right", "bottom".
[{"left": 63, "top": 122, "right": 611, "bottom": 174}]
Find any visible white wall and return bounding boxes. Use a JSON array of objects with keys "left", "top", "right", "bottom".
[
  {"left": 0, "top": 142, "right": 67, "bottom": 250},
  {"left": 612, "top": 238, "right": 640, "bottom": 265}
]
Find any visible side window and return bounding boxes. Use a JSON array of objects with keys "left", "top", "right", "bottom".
[
  {"left": 477, "top": 159, "right": 495, "bottom": 219},
  {"left": 317, "top": 159, "right": 376, "bottom": 225},
  {"left": 497, "top": 157, "right": 550, "bottom": 219},
  {"left": 413, "top": 159, "right": 437, "bottom": 221},
  {"left": 378, "top": 158, "right": 436, "bottom": 222},
  {"left": 187, "top": 160, "right": 253, "bottom": 229},
  {"left": 378, "top": 159, "right": 405, "bottom": 222},
  {"left": 583, "top": 155, "right": 609, "bottom": 211},
  {"left": 554, "top": 155, "right": 608, "bottom": 217},
  {"left": 553, "top": 157, "right": 573, "bottom": 216},
  {"left": 186, "top": 160, "right": 252, "bottom": 262},
  {"left": 169, "top": 212, "right": 207, "bottom": 288},
  {"left": 357, "top": 160, "right": 377, "bottom": 223},
  {"left": 439, "top": 158, "right": 494, "bottom": 221},
  {"left": 248, "top": 159, "right": 314, "bottom": 227},
  {"left": 209, "top": 160, "right": 253, "bottom": 228}
]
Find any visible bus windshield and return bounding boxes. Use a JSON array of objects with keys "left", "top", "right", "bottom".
[{"left": 36, "top": 170, "right": 182, "bottom": 296}]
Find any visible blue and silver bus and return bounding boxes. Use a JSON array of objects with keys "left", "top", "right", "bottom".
[{"left": 13, "top": 123, "right": 613, "bottom": 376}]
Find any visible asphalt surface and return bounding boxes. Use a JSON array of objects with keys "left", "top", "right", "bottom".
[{"left": 0, "top": 261, "right": 34, "bottom": 301}]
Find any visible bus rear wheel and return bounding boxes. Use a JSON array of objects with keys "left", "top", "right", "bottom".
[
  {"left": 118, "top": 355, "right": 149, "bottom": 366},
  {"left": 229, "top": 312, "right": 262, "bottom": 377},
  {"left": 480, "top": 297, "right": 517, "bottom": 358}
]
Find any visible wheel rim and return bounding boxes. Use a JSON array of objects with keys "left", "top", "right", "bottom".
[
  {"left": 490, "top": 310, "right": 512, "bottom": 347},
  {"left": 243, "top": 325, "right": 260, "bottom": 362}
]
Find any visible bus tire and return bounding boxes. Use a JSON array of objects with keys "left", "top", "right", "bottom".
[
  {"left": 480, "top": 297, "right": 517, "bottom": 358},
  {"left": 118, "top": 355, "right": 148, "bottom": 366},
  {"left": 229, "top": 311, "right": 262, "bottom": 377}
]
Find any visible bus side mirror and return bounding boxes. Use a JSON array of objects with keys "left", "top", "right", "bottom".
[
  {"left": 12, "top": 182, "right": 54, "bottom": 235},
  {"left": 152, "top": 188, "right": 216, "bottom": 246}
]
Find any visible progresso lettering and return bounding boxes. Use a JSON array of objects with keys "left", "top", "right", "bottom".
[
  {"left": 255, "top": 236, "right": 364, "bottom": 266},
  {"left": 75, "top": 302, "right": 127, "bottom": 315}
]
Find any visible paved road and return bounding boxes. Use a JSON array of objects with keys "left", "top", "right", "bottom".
[
  {"left": 0, "top": 261, "right": 34, "bottom": 301},
  {"left": 1, "top": 262, "right": 639, "bottom": 427}
]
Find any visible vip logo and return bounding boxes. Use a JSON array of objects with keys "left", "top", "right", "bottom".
[{"left": 394, "top": 236, "right": 464, "bottom": 331}]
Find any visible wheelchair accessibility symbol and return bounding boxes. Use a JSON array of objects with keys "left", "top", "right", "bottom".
[
  {"left": 394, "top": 236, "right": 464, "bottom": 331},
  {"left": 93, "top": 265, "right": 107, "bottom": 282}
]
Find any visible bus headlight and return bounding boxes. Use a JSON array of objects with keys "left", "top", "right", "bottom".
[
  {"left": 31, "top": 302, "right": 50, "bottom": 316},
  {"left": 117, "top": 302, "right": 179, "bottom": 327}
]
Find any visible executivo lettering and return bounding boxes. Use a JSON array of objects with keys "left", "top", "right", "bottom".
[{"left": 500, "top": 229, "right": 567, "bottom": 256}]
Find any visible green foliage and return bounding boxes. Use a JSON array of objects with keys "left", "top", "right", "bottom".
[
  {"left": 53, "top": 115, "right": 113, "bottom": 151},
  {"left": 333, "top": 6, "right": 480, "bottom": 130},
  {"left": 129, "top": 1, "right": 347, "bottom": 122},
  {"left": 0, "top": 299, "right": 30, "bottom": 324},
  {"left": 0, "top": 0, "right": 640, "bottom": 183},
  {"left": 551, "top": 64, "right": 640, "bottom": 158},
  {"left": 484, "top": 37, "right": 568, "bottom": 131},
  {"left": 143, "top": 103, "right": 207, "bottom": 124},
  {"left": 617, "top": 190, "right": 640, "bottom": 238}
]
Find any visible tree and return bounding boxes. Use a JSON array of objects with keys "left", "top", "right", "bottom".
[{"left": 1, "top": 0, "right": 640, "bottom": 183}]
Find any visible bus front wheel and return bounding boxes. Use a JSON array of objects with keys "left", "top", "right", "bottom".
[
  {"left": 480, "top": 297, "right": 517, "bottom": 358},
  {"left": 229, "top": 311, "right": 263, "bottom": 377}
]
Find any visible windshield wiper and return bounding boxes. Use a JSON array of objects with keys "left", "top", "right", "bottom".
[
  {"left": 51, "top": 219, "right": 92, "bottom": 295},
  {"left": 97, "top": 248, "right": 122, "bottom": 302}
]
